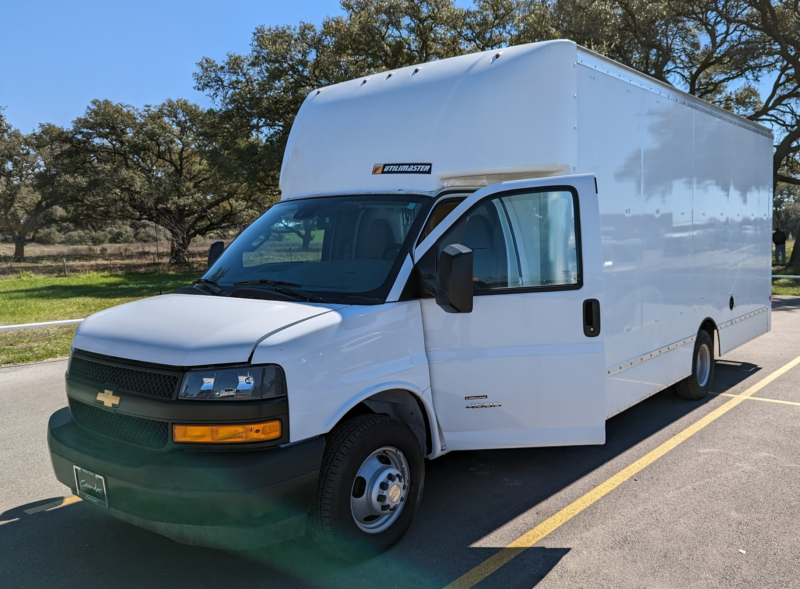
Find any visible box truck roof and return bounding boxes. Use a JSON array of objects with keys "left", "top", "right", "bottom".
[{"left": 279, "top": 39, "right": 770, "bottom": 201}]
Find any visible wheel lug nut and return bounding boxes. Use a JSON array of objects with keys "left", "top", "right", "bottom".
[
  {"left": 397, "top": 474, "right": 403, "bottom": 481},
  {"left": 381, "top": 504, "right": 390, "bottom": 511},
  {"left": 377, "top": 494, "right": 386, "bottom": 502},
  {"left": 387, "top": 474, "right": 396, "bottom": 482},
  {"left": 380, "top": 482, "right": 389, "bottom": 490}
]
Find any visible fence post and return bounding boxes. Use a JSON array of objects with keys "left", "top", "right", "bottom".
[{"left": 62, "top": 258, "right": 68, "bottom": 277}]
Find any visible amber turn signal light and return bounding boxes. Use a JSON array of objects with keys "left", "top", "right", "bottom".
[{"left": 173, "top": 420, "right": 281, "bottom": 444}]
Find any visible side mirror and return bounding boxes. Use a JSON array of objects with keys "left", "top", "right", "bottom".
[
  {"left": 435, "top": 244, "right": 473, "bottom": 313},
  {"left": 207, "top": 240, "right": 225, "bottom": 269}
]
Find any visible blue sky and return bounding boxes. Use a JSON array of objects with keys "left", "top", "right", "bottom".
[
  {"left": 1, "top": 2, "right": 769, "bottom": 134},
  {"left": 0, "top": 1, "right": 346, "bottom": 132}
]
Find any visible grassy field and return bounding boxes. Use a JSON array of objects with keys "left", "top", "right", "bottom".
[{"left": 0, "top": 271, "right": 199, "bottom": 366}]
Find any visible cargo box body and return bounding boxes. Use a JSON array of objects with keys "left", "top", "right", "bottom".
[
  {"left": 281, "top": 40, "right": 773, "bottom": 420},
  {"left": 575, "top": 50, "right": 773, "bottom": 416}
]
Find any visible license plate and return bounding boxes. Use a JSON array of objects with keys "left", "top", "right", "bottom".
[{"left": 73, "top": 466, "right": 108, "bottom": 508}]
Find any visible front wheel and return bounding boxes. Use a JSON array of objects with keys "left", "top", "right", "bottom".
[
  {"left": 309, "top": 414, "right": 425, "bottom": 561},
  {"left": 675, "top": 330, "right": 715, "bottom": 400}
]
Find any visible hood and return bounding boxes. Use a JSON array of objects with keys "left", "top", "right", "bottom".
[{"left": 72, "top": 294, "right": 343, "bottom": 366}]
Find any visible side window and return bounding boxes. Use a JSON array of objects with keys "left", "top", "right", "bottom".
[
  {"left": 437, "top": 199, "right": 510, "bottom": 289},
  {"left": 435, "top": 189, "right": 580, "bottom": 291}
]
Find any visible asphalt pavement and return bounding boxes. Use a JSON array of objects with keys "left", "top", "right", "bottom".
[{"left": 2, "top": 299, "right": 800, "bottom": 588}]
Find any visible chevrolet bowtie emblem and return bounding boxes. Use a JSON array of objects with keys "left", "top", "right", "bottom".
[{"left": 96, "top": 390, "right": 120, "bottom": 408}]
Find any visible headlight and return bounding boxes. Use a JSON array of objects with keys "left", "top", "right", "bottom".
[{"left": 178, "top": 364, "right": 285, "bottom": 401}]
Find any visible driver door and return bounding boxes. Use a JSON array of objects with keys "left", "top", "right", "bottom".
[{"left": 414, "top": 175, "right": 606, "bottom": 451}]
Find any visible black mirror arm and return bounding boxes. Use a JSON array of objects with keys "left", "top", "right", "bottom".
[{"left": 207, "top": 240, "right": 225, "bottom": 269}]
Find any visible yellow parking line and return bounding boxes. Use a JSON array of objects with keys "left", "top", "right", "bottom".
[
  {"left": 23, "top": 495, "right": 82, "bottom": 515},
  {"left": 444, "top": 353, "right": 800, "bottom": 589},
  {"left": 717, "top": 393, "right": 800, "bottom": 407}
]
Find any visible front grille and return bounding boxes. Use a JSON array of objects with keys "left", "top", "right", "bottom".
[
  {"left": 69, "top": 356, "right": 179, "bottom": 400},
  {"left": 71, "top": 400, "right": 169, "bottom": 449}
]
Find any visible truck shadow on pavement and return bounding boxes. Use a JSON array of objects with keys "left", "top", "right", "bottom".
[
  {"left": 0, "top": 361, "right": 758, "bottom": 589},
  {"left": 771, "top": 296, "right": 800, "bottom": 312}
]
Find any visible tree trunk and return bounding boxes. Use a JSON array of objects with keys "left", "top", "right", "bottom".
[
  {"left": 789, "top": 224, "right": 800, "bottom": 267},
  {"left": 168, "top": 231, "right": 192, "bottom": 266},
  {"left": 301, "top": 219, "right": 314, "bottom": 250},
  {"left": 13, "top": 235, "right": 26, "bottom": 261}
]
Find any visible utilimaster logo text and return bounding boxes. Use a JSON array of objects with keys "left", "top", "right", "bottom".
[{"left": 373, "top": 163, "right": 432, "bottom": 174}]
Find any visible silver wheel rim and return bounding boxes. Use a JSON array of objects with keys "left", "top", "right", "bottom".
[
  {"left": 350, "top": 446, "right": 410, "bottom": 534},
  {"left": 696, "top": 343, "right": 711, "bottom": 388}
]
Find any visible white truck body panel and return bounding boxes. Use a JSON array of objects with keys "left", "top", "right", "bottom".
[
  {"left": 280, "top": 40, "right": 578, "bottom": 199},
  {"left": 250, "top": 301, "right": 437, "bottom": 452},
  {"left": 575, "top": 50, "right": 773, "bottom": 416},
  {"left": 72, "top": 295, "right": 343, "bottom": 366}
]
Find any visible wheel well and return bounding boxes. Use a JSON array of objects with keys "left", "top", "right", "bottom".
[
  {"left": 699, "top": 318, "right": 718, "bottom": 352},
  {"left": 338, "top": 390, "right": 432, "bottom": 455}
]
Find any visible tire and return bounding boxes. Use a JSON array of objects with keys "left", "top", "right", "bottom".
[
  {"left": 675, "top": 330, "right": 715, "bottom": 400},
  {"left": 309, "top": 414, "right": 425, "bottom": 561}
]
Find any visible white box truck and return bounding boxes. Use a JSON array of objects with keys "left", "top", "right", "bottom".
[{"left": 48, "top": 40, "right": 773, "bottom": 560}]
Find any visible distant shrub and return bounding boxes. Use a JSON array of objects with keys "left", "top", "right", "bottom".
[
  {"left": 135, "top": 226, "right": 158, "bottom": 242},
  {"left": 36, "top": 227, "right": 62, "bottom": 245},
  {"left": 64, "top": 230, "right": 91, "bottom": 245},
  {"left": 109, "top": 225, "right": 136, "bottom": 244},
  {"left": 16, "top": 270, "right": 36, "bottom": 279},
  {"left": 89, "top": 231, "right": 110, "bottom": 245}
]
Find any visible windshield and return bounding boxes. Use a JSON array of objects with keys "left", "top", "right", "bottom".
[{"left": 203, "top": 195, "right": 431, "bottom": 304}]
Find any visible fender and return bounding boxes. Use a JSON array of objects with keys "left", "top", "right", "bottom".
[{"left": 321, "top": 381, "right": 447, "bottom": 459}]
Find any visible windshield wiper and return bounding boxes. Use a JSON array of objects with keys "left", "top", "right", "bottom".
[
  {"left": 233, "top": 279, "right": 327, "bottom": 303},
  {"left": 193, "top": 278, "right": 228, "bottom": 297}
]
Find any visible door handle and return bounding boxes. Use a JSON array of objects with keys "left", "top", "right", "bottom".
[{"left": 583, "top": 299, "right": 601, "bottom": 337}]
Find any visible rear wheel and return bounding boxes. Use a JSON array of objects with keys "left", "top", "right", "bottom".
[
  {"left": 309, "top": 414, "right": 425, "bottom": 561},
  {"left": 675, "top": 330, "right": 715, "bottom": 400}
]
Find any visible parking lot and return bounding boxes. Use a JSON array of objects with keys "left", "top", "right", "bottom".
[{"left": 2, "top": 298, "right": 800, "bottom": 588}]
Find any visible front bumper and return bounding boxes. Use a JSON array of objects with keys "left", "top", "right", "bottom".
[{"left": 47, "top": 407, "right": 325, "bottom": 549}]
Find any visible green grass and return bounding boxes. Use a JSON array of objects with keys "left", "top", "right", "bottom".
[
  {"left": 0, "top": 271, "right": 199, "bottom": 366},
  {"left": 0, "top": 325, "right": 79, "bottom": 366},
  {"left": 771, "top": 266, "right": 800, "bottom": 296}
]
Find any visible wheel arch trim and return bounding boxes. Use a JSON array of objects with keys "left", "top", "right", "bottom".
[
  {"left": 321, "top": 382, "right": 446, "bottom": 459},
  {"left": 698, "top": 317, "right": 719, "bottom": 351}
]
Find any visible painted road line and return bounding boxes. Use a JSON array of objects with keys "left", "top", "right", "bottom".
[
  {"left": 444, "top": 353, "right": 800, "bottom": 589},
  {"left": 717, "top": 392, "right": 800, "bottom": 407},
  {"left": 23, "top": 496, "right": 82, "bottom": 515}
]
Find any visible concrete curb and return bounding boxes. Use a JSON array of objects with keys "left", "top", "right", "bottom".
[{"left": 0, "top": 319, "right": 83, "bottom": 332}]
